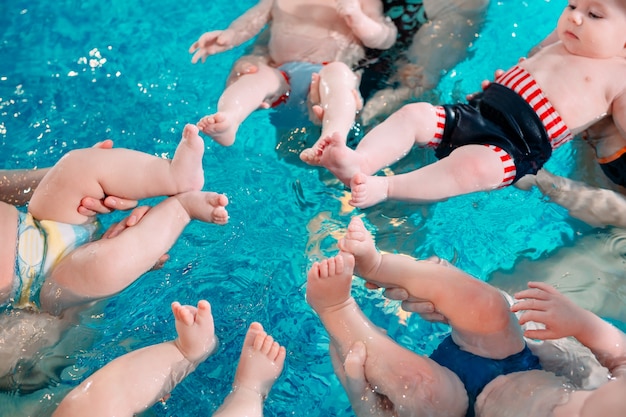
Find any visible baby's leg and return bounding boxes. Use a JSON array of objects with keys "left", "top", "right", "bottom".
[
  {"left": 339, "top": 216, "right": 525, "bottom": 359},
  {"left": 40, "top": 191, "right": 228, "bottom": 313},
  {"left": 52, "top": 300, "right": 217, "bottom": 417},
  {"left": 306, "top": 254, "right": 468, "bottom": 417},
  {"left": 300, "top": 62, "right": 360, "bottom": 165},
  {"left": 213, "top": 322, "right": 286, "bottom": 417},
  {"left": 29, "top": 124, "right": 206, "bottom": 225},
  {"left": 198, "top": 64, "right": 289, "bottom": 146},
  {"left": 317, "top": 102, "right": 439, "bottom": 185},
  {"left": 349, "top": 143, "right": 507, "bottom": 208}
]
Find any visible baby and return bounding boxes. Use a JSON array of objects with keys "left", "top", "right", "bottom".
[
  {"left": 307, "top": 216, "right": 626, "bottom": 416},
  {"left": 189, "top": 0, "right": 396, "bottom": 153},
  {"left": 0, "top": 124, "right": 228, "bottom": 316},
  {"left": 309, "top": 0, "right": 626, "bottom": 209}
]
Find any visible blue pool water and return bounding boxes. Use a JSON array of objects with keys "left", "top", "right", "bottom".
[{"left": 1, "top": 0, "right": 610, "bottom": 415}]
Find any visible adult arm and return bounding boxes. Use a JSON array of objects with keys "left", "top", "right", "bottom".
[
  {"left": 407, "top": 0, "right": 489, "bottom": 89},
  {"left": 359, "top": 0, "right": 489, "bottom": 124},
  {"left": 529, "top": 168, "right": 626, "bottom": 228},
  {"left": 0, "top": 168, "right": 50, "bottom": 206}
]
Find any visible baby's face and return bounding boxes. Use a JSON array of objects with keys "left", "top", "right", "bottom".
[{"left": 557, "top": 0, "right": 626, "bottom": 58}]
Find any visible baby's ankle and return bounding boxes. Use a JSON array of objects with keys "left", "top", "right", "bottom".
[
  {"left": 355, "top": 251, "right": 382, "bottom": 278},
  {"left": 232, "top": 382, "right": 268, "bottom": 400}
]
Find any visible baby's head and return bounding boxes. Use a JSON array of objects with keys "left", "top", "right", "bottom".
[{"left": 557, "top": 0, "right": 626, "bottom": 58}]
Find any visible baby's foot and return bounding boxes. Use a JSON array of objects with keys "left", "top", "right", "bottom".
[
  {"left": 175, "top": 191, "right": 229, "bottom": 225},
  {"left": 299, "top": 141, "right": 325, "bottom": 166},
  {"left": 171, "top": 124, "right": 206, "bottom": 192},
  {"left": 313, "top": 132, "right": 363, "bottom": 185},
  {"left": 338, "top": 216, "right": 381, "bottom": 276},
  {"left": 172, "top": 300, "right": 218, "bottom": 363},
  {"left": 232, "top": 322, "right": 286, "bottom": 398},
  {"left": 306, "top": 253, "right": 355, "bottom": 313},
  {"left": 300, "top": 128, "right": 342, "bottom": 166},
  {"left": 197, "top": 112, "right": 238, "bottom": 147},
  {"left": 349, "top": 172, "right": 389, "bottom": 209}
]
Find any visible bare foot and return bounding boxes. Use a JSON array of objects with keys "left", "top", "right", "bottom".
[
  {"left": 306, "top": 253, "right": 355, "bottom": 314},
  {"left": 300, "top": 128, "right": 340, "bottom": 166},
  {"left": 170, "top": 124, "right": 206, "bottom": 192},
  {"left": 172, "top": 300, "right": 217, "bottom": 363},
  {"left": 232, "top": 322, "right": 286, "bottom": 398},
  {"left": 337, "top": 216, "right": 381, "bottom": 276},
  {"left": 349, "top": 172, "right": 389, "bottom": 208},
  {"left": 307, "top": 132, "right": 364, "bottom": 185},
  {"left": 175, "top": 191, "right": 229, "bottom": 224},
  {"left": 197, "top": 112, "right": 238, "bottom": 147}
]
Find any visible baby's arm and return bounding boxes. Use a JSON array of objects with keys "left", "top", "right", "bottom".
[
  {"left": 337, "top": 0, "right": 397, "bottom": 50},
  {"left": 189, "top": 0, "right": 273, "bottom": 63},
  {"left": 513, "top": 282, "right": 626, "bottom": 376}
]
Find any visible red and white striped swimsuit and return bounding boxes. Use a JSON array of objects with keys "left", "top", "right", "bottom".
[
  {"left": 495, "top": 66, "right": 573, "bottom": 149},
  {"left": 430, "top": 66, "right": 573, "bottom": 187}
]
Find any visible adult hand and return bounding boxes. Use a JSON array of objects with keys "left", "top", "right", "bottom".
[
  {"left": 363, "top": 282, "right": 448, "bottom": 323},
  {"left": 381, "top": 286, "right": 448, "bottom": 324},
  {"left": 465, "top": 68, "right": 505, "bottom": 101},
  {"left": 102, "top": 206, "right": 170, "bottom": 271},
  {"left": 307, "top": 72, "right": 324, "bottom": 125},
  {"left": 78, "top": 196, "right": 139, "bottom": 217},
  {"left": 76, "top": 139, "right": 139, "bottom": 216},
  {"left": 307, "top": 72, "right": 362, "bottom": 125}
]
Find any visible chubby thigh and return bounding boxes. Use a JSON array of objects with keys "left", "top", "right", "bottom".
[{"left": 364, "top": 345, "right": 469, "bottom": 417}]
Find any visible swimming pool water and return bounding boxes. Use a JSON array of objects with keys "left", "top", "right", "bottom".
[{"left": 0, "top": 0, "right": 604, "bottom": 415}]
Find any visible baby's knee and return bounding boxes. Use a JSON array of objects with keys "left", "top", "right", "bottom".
[
  {"left": 394, "top": 102, "right": 435, "bottom": 125},
  {"left": 319, "top": 62, "right": 357, "bottom": 85}
]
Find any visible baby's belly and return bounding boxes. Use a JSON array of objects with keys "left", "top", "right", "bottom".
[{"left": 270, "top": 37, "right": 342, "bottom": 65}]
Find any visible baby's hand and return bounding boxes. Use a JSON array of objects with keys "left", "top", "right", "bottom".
[
  {"left": 336, "top": 0, "right": 363, "bottom": 26},
  {"left": 189, "top": 30, "right": 235, "bottom": 63},
  {"left": 512, "top": 281, "right": 587, "bottom": 340}
]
